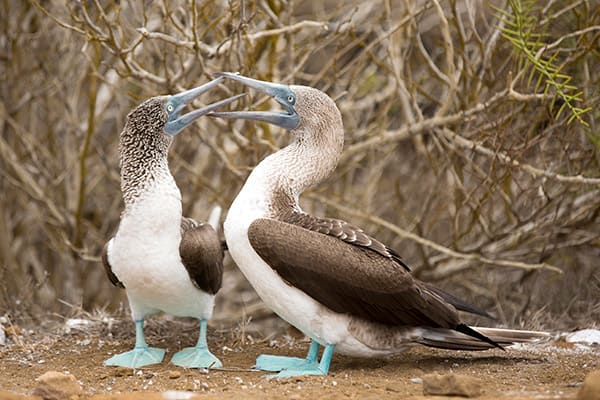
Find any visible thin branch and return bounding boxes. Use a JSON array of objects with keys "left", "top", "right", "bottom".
[
  {"left": 342, "top": 89, "right": 511, "bottom": 160},
  {"left": 0, "top": 109, "right": 67, "bottom": 226},
  {"left": 438, "top": 127, "right": 600, "bottom": 185},
  {"left": 28, "top": 0, "right": 86, "bottom": 35},
  {"left": 308, "top": 194, "right": 561, "bottom": 273},
  {"left": 138, "top": 20, "right": 328, "bottom": 58}
]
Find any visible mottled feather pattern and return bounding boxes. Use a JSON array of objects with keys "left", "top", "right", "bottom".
[
  {"left": 282, "top": 211, "right": 411, "bottom": 272},
  {"left": 119, "top": 97, "right": 173, "bottom": 206}
]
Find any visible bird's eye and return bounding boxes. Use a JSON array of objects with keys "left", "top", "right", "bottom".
[
  {"left": 287, "top": 95, "right": 295, "bottom": 104},
  {"left": 167, "top": 104, "right": 174, "bottom": 112}
]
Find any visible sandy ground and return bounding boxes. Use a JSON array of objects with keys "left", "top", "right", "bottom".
[{"left": 0, "top": 319, "right": 598, "bottom": 399}]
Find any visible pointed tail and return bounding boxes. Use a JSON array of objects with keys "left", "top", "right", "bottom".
[{"left": 418, "top": 326, "right": 551, "bottom": 351}]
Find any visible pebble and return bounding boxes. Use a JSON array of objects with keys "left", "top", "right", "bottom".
[
  {"left": 578, "top": 370, "right": 600, "bottom": 400},
  {"left": 422, "top": 372, "right": 483, "bottom": 398},
  {"left": 385, "top": 384, "right": 402, "bottom": 392},
  {"left": 567, "top": 329, "right": 600, "bottom": 345},
  {"left": 32, "top": 371, "right": 83, "bottom": 400},
  {"left": 168, "top": 370, "right": 182, "bottom": 379}
]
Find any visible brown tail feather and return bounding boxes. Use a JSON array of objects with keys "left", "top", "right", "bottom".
[{"left": 418, "top": 327, "right": 551, "bottom": 351}]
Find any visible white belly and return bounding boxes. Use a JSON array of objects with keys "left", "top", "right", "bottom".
[{"left": 109, "top": 190, "right": 214, "bottom": 320}]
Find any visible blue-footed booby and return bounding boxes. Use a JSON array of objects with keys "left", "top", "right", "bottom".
[
  {"left": 102, "top": 77, "right": 242, "bottom": 369},
  {"left": 210, "top": 72, "right": 549, "bottom": 378}
]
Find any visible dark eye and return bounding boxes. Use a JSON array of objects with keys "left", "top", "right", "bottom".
[
  {"left": 287, "top": 95, "right": 294, "bottom": 103},
  {"left": 167, "top": 104, "right": 174, "bottom": 112}
]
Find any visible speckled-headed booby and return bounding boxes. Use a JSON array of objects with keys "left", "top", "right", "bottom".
[
  {"left": 102, "top": 77, "right": 243, "bottom": 369},
  {"left": 210, "top": 72, "right": 549, "bottom": 378}
]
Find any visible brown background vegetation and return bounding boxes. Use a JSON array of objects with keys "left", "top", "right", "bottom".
[{"left": 1, "top": 0, "right": 599, "bottom": 335}]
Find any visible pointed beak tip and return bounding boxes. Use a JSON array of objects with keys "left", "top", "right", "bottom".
[{"left": 213, "top": 71, "right": 240, "bottom": 79}]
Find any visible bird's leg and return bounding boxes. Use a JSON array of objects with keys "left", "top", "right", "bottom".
[
  {"left": 266, "top": 343, "right": 335, "bottom": 379},
  {"left": 255, "top": 338, "right": 320, "bottom": 372},
  {"left": 170, "top": 319, "right": 222, "bottom": 369},
  {"left": 104, "top": 319, "right": 166, "bottom": 368}
]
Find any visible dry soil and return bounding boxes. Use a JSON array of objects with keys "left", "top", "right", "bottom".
[{"left": 0, "top": 319, "right": 598, "bottom": 399}]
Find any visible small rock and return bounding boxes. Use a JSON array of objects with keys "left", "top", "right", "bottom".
[
  {"left": 32, "top": 371, "right": 82, "bottom": 400},
  {"left": 168, "top": 370, "right": 182, "bottom": 379},
  {"left": 578, "top": 370, "right": 600, "bottom": 400},
  {"left": 422, "top": 373, "right": 483, "bottom": 398},
  {"left": 567, "top": 329, "right": 600, "bottom": 345},
  {"left": 0, "top": 324, "right": 5, "bottom": 346},
  {"left": 64, "top": 319, "right": 92, "bottom": 333},
  {"left": 385, "top": 384, "right": 402, "bottom": 392}
]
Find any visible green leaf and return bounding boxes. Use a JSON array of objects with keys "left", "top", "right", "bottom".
[{"left": 494, "top": 0, "right": 590, "bottom": 127}]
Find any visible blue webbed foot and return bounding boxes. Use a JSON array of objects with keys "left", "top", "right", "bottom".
[
  {"left": 256, "top": 354, "right": 315, "bottom": 372},
  {"left": 266, "top": 364, "right": 327, "bottom": 379},
  {"left": 170, "top": 346, "right": 222, "bottom": 369},
  {"left": 170, "top": 319, "right": 222, "bottom": 369},
  {"left": 103, "top": 346, "right": 165, "bottom": 368},
  {"left": 261, "top": 341, "right": 335, "bottom": 379}
]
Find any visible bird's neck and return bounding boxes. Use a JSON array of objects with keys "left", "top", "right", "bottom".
[
  {"left": 120, "top": 155, "right": 180, "bottom": 210},
  {"left": 242, "top": 135, "right": 342, "bottom": 218}
]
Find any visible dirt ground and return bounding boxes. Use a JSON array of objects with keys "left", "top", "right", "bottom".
[{"left": 0, "top": 318, "right": 598, "bottom": 400}]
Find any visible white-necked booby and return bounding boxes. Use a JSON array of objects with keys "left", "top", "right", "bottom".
[
  {"left": 210, "top": 72, "right": 549, "bottom": 378},
  {"left": 102, "top": 77, "right": 243, "bottom": 368}
]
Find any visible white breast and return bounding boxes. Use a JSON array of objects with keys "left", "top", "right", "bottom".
[{"left": 109, "top": 185, "right": 214, "bottom": 320}]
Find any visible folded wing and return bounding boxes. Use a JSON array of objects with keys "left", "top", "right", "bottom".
[
  {"left": 248, "top": 218, "right": 461, "bottom": 329},
  {"left": 179, "top": 217, "right": 224, "bottom": 295}
]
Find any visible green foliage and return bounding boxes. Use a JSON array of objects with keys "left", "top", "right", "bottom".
[{"left": 494, "top": 0, "right": 591, "bottom": 126}]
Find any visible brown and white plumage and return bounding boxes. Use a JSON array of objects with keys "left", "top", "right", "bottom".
[
  {"left": 103, "top": 94, "right": 224, "bottom": 322},
  {"left": 212, "top": 73, "right": 548, "bottom": 376},
  {"left": 101, "top": 79, "right": 238, "bottom": 368}
]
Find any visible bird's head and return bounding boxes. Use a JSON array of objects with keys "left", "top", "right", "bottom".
[
  {"left": 118, "top": 77, "right": 244, "bottom": 193},
  {"left": 208, "top": 72, "right": 343, "bottom": 153}
]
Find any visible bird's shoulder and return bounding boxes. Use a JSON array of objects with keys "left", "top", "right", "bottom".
[
  {"left": 279, "top": 211, "right": 410, "bottom": 271},
  {"left": 179, "top": 217, "right": 224, "bottom": 295}
]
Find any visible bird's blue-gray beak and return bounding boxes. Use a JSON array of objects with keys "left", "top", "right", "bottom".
[
  {"left": 208, "top": 72, "right": 300, "bottom": 131},
  {"left": 164, "top": 77, "right": 245, "bottom": 136}
]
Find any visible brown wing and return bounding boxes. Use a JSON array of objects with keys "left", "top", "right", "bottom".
[
  {"left": 102, "top": 239, "right": 124, "bottom": 288},
  {"left": 248, "top": 218, "right": 461, "bottom": 328},
  {"left": 179, "top": 217, "right": 224, "bottom": 295},
  {"left": 283, "top": 212, "right": 410, "bottom": 272}
]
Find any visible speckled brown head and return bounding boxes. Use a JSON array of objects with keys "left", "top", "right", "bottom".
[
  {"left": 119, "top": 96, "right": 171, "bottom": 186},
  {"left": 118, "top": 78, "right": 244, "bottom": 204}
]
